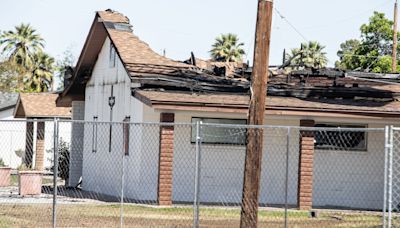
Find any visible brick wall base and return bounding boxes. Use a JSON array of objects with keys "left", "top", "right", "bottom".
[
  {"left": 158, "top": 113, "right": 175, "bottom": 206},
  {"left": 298, "top": 119, "right": 315, "bottom": 210},
  {"left": 35, "top": 122, "right": 45, "bottom": 171}
]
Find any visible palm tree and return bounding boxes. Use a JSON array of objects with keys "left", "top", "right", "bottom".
[
  {"left": 24, "top": 51, "right": 54, "bottom": 92},
  {"left": 0, "top": 23, "right": 44, "bottom": 68},
  {"left": 210, "top": 33, "right": 245, "bottom": 63},
  {"left": 287, "top": 41, "right": 328, "bottom": 68}
]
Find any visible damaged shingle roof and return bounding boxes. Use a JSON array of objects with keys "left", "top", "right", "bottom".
[
  {"left": 99, "top": 10, "right": 250, "bottom": 92},
  {"left": 59, "top": 10, "right": 400, "bottom": 117},
  {"left": 98, "top": 10, "right": 191, "bottom": 76},
  {"left": 97, "top": 10, "right": 130, "bottom": 23}
]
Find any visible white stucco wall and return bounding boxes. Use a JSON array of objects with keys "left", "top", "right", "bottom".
[
  {"left": 142, "top": 107, "right": 392, "bottom": 209},
  {"left": 68, "top": 101, "right": 85, "bottom": 186},
  {"left": 81, "top": 37, "right": 153, "bottom": 199},
  {"left": 312, "top": 123, "right": 386, "bottom": 210},
  {"left": 42, "top": 120, "right": 71, "bottom": 171},
  {"left": 142, "top": 109, "right": 301, "bottom": 205},
  {"left": 0, "top": 108, "right": 26, "bottom": 168}
]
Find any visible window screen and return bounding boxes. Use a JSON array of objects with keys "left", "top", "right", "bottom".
[
  {"left": 109, "top": 44, "right": 116, "bottom": 68},
  {"left": 191, "top": 118, "right": 247, "bottom": 144},
  {"left": 314, "top": 123, "right": 367, "bottom": 151}
]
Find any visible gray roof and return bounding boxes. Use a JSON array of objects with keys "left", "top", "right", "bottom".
[{"left": 0, "top": 92, "right": 18, "bottom": 111}]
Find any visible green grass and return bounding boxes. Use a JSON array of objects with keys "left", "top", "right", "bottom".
[
  {"left": 0, "top": 204, "right": 390, "bottom": 227},
  {"left": 10, "top": 175, "right": 17, "bottom": 186}
]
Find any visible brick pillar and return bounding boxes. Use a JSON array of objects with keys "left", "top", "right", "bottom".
[
  {"left": 158, "top": 113, "right": 175, "bottom": 206},
  {"left": 25, "top": 121, "right": 34, "bottom": 168},
  {"left": 35, "top": 122, "right": 45, "bottom": 171},
  {"left": 298, "top": 119, "right": 315, "bottom": 210}
]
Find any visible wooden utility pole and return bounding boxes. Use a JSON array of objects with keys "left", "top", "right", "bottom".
[
  {"left": 393, "top": 0, "right": 398, "bottom": 72},
  {"left": 240, "top": 0, "right": 273, "bottom": 227}
]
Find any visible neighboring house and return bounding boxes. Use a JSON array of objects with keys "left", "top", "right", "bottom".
[
  {"left": 0, "top": 92, "right": 21, "bottom": 168},
  {"left": 57, "top": 10, "right": 400, "bottom": 210},
  {"left": 0, "top": 92, "right": 18, "bottom": 120},
  {"left": 11, "top": 93, "right": 72, "bottom": 170}
]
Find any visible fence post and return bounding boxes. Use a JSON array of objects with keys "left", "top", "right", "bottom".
[
  {"left": 193, "top": 121, "right": 202, "bottom": 228},
  {"left": 284, "top": 127, "right": 290, "bottom": 228},
  {"left": 388, "top": 126, "right": 394, "bottom": 228},
  {"left": 120, "top": 119, "right": 129, "bottom": 228},
  {"left": 52, "top": 118, "right": 59, "bottom": 228},
  {"left": 383, "top": 126, "right": 389, "bottom": 228},
  {"left": 120, "top": 146, "right": 125, "bottom": 228}
]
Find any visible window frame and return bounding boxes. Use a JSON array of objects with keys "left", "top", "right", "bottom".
[
  {"left": 123, "top": 116, "right": 130, "bottom": 156},
  {"left": 314, "top": 123, "right": 368, "bottom": 152},
  {"left": 109, "top": 43, "right": 116, "bottom": 68},
  {"left": 190, "top": 117, "right": 247, "bottom": 145},
  {"left": 92, "top": 116, "right": 98, "bottom": 153}
]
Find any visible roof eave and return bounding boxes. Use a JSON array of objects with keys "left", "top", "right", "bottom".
[
  {"left": 57, "top": 13, "right": 107, "bottom": 107},
  {"left": 147, "top": 101, "right": 400, "bottom": 118}
]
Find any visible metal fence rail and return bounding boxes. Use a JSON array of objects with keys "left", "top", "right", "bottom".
[
  {"left": 0, "top": 119, "right": 393, "bottom": 227},
  {"left": 386, "top": 126, "right": 400, "bottom": 227}
]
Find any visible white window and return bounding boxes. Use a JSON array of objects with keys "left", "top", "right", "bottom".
[
  {"left": 109, "top": 43, "right": 116, "bottom": 68},
  {"left": 314, "top": 123, "right": 367, "bottom": 151},
  {"left": 191, "top": 117, "right": 247, "bottom": 144}
]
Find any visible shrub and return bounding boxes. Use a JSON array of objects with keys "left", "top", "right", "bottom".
[
  {"left": 47, "top": 138, "right": 70, "bottom": 181},
  {"left": 17, "top": 164, "right": 30, "bottom": 171}
]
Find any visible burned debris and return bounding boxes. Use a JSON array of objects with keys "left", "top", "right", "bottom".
[{"left": 133, "top": 60, "right": 400, "bottom": 104}]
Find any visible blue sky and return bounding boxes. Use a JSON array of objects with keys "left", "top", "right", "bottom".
[{"left": 0, "top": 0, "right": 395, "bottom": 66}]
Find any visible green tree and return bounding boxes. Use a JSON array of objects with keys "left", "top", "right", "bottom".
[
  {"left": 210, "top": 33, "right": 245, "bottom": 62},
  {"left": 54, "top": 48, "right": 75, "bottom": 91},
  {"left": 0, "top": 24, "right": 54, "bottom": 92},
  {"left": 0, "top": 24, "right": 44, "bottom": 68},
  {"left": 0, "top": 60, "right": 24, "bottom": 91},
  {"left": 336, "top": 12, "right": 400, "bottom": 73},
  {"left": 24, "top": 51, "right": 55, "bottom": 92},
  {"left": 287, "top": 41, "right": 328, "bottom": 68},
  {"left": 335, "top": 39, "right": 361, "bottom": 70}
]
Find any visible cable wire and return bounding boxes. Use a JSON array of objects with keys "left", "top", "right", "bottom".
[{"left": 274, "top": 7, "right": 308, "bottom": 42}]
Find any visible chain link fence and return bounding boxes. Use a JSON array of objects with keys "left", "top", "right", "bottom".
[
  {"left": 385, "top": 127, "right": 400, "bottom": 227},
  {"left": 0, "top": 119, "right": 57, "bottom": 227},
  {"left": 0, "top": 119, "right": 393, "bottom": 227}
]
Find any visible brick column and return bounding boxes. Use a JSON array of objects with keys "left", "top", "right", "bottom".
[
  {"left": 298, "top": 119, "right": 315, "bottom": 210},
  {"left": 158, "top": 113, "right": 175, "bottom": 206},
  {"left": 35, "top": 121, "right": 45, "bottom": 171}
]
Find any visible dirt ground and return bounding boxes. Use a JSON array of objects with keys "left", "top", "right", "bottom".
[{"left": 0, "top": 204, "right": 393, "bottom": 227}]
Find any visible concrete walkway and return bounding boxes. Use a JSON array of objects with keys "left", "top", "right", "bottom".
[{"left": 0, "top": 185, "right": 107, "bottom": 205}]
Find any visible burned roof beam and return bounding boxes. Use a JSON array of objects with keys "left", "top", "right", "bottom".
[
  {"left": 291, "top": 68, "right": 345, "bottom": 78},
  {"left": 131, "top": 76, "right": 249, "bottom": 93},
  {"left": 346, "top": 71, "right": 400, "bottom": 80},
  {"left": 268, "top": 86, "right": 398, "bottom": 99}
]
